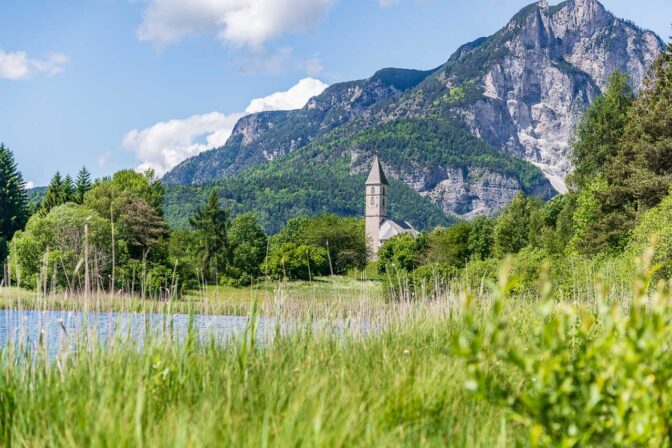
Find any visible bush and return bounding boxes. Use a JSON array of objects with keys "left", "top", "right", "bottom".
[
  {"left": 378, "top": 233, "right": 428, "bottom": 273},
  {"left": 10, "top": 204, "right": 114, "bottom": 290},
  {"left": 455, "top": 251, "right": 672, "bottom": 446},
  {"left": 265, "top": 243, "right": 328, "bottom": 281}
]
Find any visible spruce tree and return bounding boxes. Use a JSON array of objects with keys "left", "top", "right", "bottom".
[
  {"left": 75, "top": 166, "right": 92, "bottom": 204},
  {"left": 64, "top": 175, "right": 76, "bottom": 202},
  {"left": 42, "top": 172, "right": 65, "bottom": 213},
  {"left": 569, "top": 71, "right": 634, "bottom": 189},
  {"left": 189, "top": 189, "right": 231, "bottom": 279},
  {"left": 576, "top": 40, "right": 672, "bottom": 253},
  {"left": 0, "top": 144, "right": 28, "bottom": 270}
]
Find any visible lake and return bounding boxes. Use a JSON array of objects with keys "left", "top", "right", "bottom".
[{"left": 0, "top": 308, "right": 373, "bottom": 358}]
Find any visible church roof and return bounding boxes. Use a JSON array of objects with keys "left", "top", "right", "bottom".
[
  {"left": 365, "top": 155, "right": 389, "bottom": 185},
  {"left": 379, "top": 220, "right": 418, "bottom": 241}
]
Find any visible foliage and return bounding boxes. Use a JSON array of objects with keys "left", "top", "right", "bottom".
[
  {"left": 378, "top": 233, "right": 428, "bottom": 273},
  {"left": 189, "top": 189, "right": 231, "bottom": 281},
  {"left": 84, "top": 170, "right": 168, "bottom": 262},
  {"left": 0, "top": 144, "right": 28, "bottom": 269},
  {"left": 569, "top": 71, "right": 634, "bottom": 188},
  {"left": 591, "top": 42, "right": 672, "bottom": 249},
  {"left": 10, "top": 204, "right": 113, "bottom": 289},
  {"left": 42, "top": 172, "right": 73, "bottom": 213},
  {"left": 467, "top": 216, "right": 495, "bottom": 261},
  {"left": 265, "top": 242, "right": 328, "bottom": 280},
  {"left": 628, "top": 188, "right": 672, "bottom": 281},
  {"left": 493, "top": 193, "right": 543, "bottom": 256},
  {"left": 455, "top": 250, "right": 672, "bottom": 446},
  {"left": 273, "top": 214, "right": 367, "bottom": 275},
  {"left": 422, "top": 222, "right": 473, "bottom": 268},
  {"left": 74, "top": 166, "right": 92, "bottom": 204},
  {"left": 228, "top": 213, "right": 268, "bottom": 285}
]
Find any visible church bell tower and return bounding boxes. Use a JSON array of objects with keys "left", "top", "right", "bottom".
[{"left": 365, "top": 155, "right": 389, "bottom": 259}]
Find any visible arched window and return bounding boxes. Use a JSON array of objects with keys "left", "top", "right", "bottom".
[
  {"left": 370, "top": 186, "right": 375, "bottom": 194},
  {"left": 382, "top": 197, "right": 385, "bottom": 207},
  {"left": 370, "top": 196, "right": 375, "bottom": 206},
  {"left": 382, "top": 187, "right": 386, "bottom": 195}
]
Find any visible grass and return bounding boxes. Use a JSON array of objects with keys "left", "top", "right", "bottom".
[
  {"left": 0, "top": 291, "right": 523, "bottom": 447},
  {"left": 0, "top": 276, "right": 384, "bottom": 317},
  {"left": 1, "top": 256, "right": 664, "bottom": 446}
]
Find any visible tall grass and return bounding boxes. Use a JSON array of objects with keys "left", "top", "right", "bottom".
[
  {"left": 1, "top": 248, "right": 667, "bottom": 446},
  {"left": 0, "top": 297, "right": 519, "bottom": 447}
]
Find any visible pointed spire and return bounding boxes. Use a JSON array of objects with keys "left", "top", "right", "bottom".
[{"left": 365, "top": 155, "right": 389, "bottom": 185}]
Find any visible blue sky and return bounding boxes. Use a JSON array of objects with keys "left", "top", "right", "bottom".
[{"left": 1, "top": 0, "right": 670, "bottom": 187}]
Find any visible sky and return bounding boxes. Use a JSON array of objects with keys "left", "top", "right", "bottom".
[{"left": 1, "top": 0, "right": 670, "bottom": 187}]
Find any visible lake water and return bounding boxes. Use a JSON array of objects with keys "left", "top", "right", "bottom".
[
  {"left": 0, "top": 309, "right": 265, "bottom": 358},
  {"left": 0, "top": 309, "right": 373, "bottom": 358}
]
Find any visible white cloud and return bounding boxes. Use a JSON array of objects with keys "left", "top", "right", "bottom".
[
  {"left": 123, "top": 112, "right": 244, "bottom": 176},
  {"left": 24, "top": 181, "right": 35, "bottom": 190},
  {"left": 138, "top": 0, "right": 333, "bottom": 47},
  {"left": 245, "top": 77, "right": 328, "bottom": 113},
  {"left": 0, "top": 50, "right": 68, "bottom": 80},
  {"left": 123, "top": 77, "right": 329, "bottom": 175}
]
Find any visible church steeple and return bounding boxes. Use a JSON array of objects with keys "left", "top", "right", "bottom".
[{"left": 365, "top": 155, "right": 388, "bottom": 259}]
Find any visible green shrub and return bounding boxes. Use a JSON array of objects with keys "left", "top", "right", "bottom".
[
  {"left": 265, "top": 243, "right": 328, "bottom": 281},
  {"left": 455, "top": 250, "right": 672, "bottom": 446}
]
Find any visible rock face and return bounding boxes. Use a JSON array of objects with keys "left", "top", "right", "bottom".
[
  {"left": 441, "top": 0, "right": 663, "bottom": 191},
  {"left": 164, "top": 0, "right": 663, "bottom": 219}
]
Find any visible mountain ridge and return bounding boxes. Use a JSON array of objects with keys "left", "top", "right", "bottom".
[{"left": 163, "top": 0, "right": 664, "bottom": 226}]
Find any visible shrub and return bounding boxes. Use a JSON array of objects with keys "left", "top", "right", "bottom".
[
  {"left": 265, "top": 243, "right": 328, "bottom": 281},
  {"left": 455, "top": 250, "right": 672, "bottom": 446}
]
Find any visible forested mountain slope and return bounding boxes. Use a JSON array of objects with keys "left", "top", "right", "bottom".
[{"left": 163, "top": 0, "right": 663, "bottom": 226}]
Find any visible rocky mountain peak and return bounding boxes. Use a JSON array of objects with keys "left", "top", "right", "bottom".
[{"left": 164, "top": 0, "right": 664, "bottom": 222}]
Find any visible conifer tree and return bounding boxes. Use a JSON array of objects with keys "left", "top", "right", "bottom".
[
  {"left": 64, "top": 175, "right": 76, "bottom": 202},
  {"left": 587, "top": 39, "right": 672, "bottom": 252},
  {"left": 569, "top": 71, "right": 634, "bottom": 189},
  {"left": 75, "top": 166, "right": 92, "bottom": 204},
  {"left": 0, "top": 144, "right": 28, "bottom": 270},
  {"left": 42, "top": 172, "right": 66, "bottom": 213},
  {"left": 189, "top": 189, "right": 231, "bottom": 279}
]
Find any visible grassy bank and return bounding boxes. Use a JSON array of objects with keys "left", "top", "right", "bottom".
[
  {"left": 0, "top": 298, "right": 518, "bottom": 447},
  {"left": 3, "top": 253, "right": 672, "bottom": 446},
  {"left": 0, "top": 276, "right": 384, "bottom": 317}
]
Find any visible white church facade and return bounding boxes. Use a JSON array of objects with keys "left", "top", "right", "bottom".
[{"left": 365, "top": 156, "right": 418, "bottom": 259}]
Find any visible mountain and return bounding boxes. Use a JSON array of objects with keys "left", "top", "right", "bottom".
[{"left": 163, "top": 0, "right": 664, "bottom": 228}]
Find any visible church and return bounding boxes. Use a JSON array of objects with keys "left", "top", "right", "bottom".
[{"left": 365, "top": 156, "right": 418, "bottom": 259}]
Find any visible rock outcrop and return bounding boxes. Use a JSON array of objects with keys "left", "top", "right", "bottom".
[{"left": 164, "top": 0, "right": 664, "bottom": 219}]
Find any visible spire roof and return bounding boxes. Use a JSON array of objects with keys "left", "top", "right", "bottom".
[{"left": 365, "top": 155, "right": 389, "bottom": 185}]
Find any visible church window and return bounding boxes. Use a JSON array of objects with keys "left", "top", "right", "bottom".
[
  {"left": 370, "top": 187, "right": 375, "bottom": 194},
  {"left": 382, "top": 198, "right": 385, "bottom": 207},
  {"left": 383, "top": 187, "right": 386, "bottom": 195},
  {"left": 370, "top": 196, "right": 375, "bottom": 206}
]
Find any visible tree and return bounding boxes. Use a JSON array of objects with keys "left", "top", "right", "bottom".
[
  {"left": 10, "top": 203, "right": 113, "bottom": 291},
  {"left": 74, "top": 166, "right": 92, "bottom": 204},
  {"left": 583, "top": 41, "right": 672, "bottom": 252},
  {"left": 117, "top": 195, "right": 167, "bottom": 260},
  {"left": 378, "top": 233, "right": 428, "bottom": 273},
  {"left": 189, "top": 189, "right": 231, "bottom": 280},
  {"left": 228, "top": 213, "right": 267, "bottom": 284},
  {"left": 84, "top": 170, "right": 168, "bottom": 261},
  {"left": 42, "top": 172, "right": 69, "bottom": 213},
  {"left": 467, "top": 216, "right": 495, "bottom": 261},
  {"left": 273, "top": 214, "right": 367, "bottom": 275},
  {"left": 569, "top": 71, "right": 634, "bottom": 188},
  {"left": 265, "top": 243, "right": 327, "bottom": 281},
  {"left": 423, "top": 222, "right": 473, "bottom": 268},
  {"left": 63, "top": 175, "right": 76, "bottom": 202},
  {"left": 493, "top": 193, "right": 543, "bottom": 256},
  {"left": 0, "top": 144, "right": 28, "bottom": 270}
]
